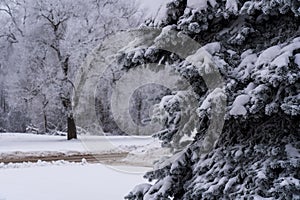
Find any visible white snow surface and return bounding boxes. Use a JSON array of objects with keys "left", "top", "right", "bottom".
[
  {"left": 0, "top": 133, "right": 161, "bottom": 200},
  {"left": 255, "top": 45, "right": 281, "bottom": 67},
  {"left": 225, "top": 0, "right": 238, "bottom": 12},
  {"left": 122, "top": 140, "right": 171, "bottom": 166},
  {"left": 0, "top": 133, "right": 153, "bottom": 153},
  {"left": 0, "top": 133, "right": 85, "bottom": 153},
  {"left": 230, "top": 94, "right": 250, "bottom": 116},
  {"left": 295, "top": 54, "right": 300, "bottom": 68},
  {"left": 0, "top": 133, "right": 166, "bottom": 168},
  {"left": 0, "top": 161, "right": 149, "bottom": 200},
  {"left": 285, "top": 144, "right": 300, "bottom": 158},
  {"left": 199, "top": 88, "right": 226, "bottom": 110}
]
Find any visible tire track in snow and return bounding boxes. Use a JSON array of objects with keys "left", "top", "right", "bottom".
[{"left": 0, "top": 152, "right": 129, "bottom": 164}]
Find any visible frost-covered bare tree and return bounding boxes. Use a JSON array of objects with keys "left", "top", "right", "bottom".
[{"left": 0, "top": 0, "right": 142, "bottom": 138}]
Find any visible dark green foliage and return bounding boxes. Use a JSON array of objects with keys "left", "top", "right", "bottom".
[{"left": 125, "top": 0, "right": 300, "bottom": 199}]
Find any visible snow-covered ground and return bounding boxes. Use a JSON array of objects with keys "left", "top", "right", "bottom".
[
  {"left": 0, "top": 133, "right": 170, "bottom": 167},
  {"left": 0, "top": 133, "right": 168, "bottom": 200},
  {"left": 0, "top": 161, "right": 149, "bottom": 200},
  {"left": 0, "top": 133, "right": 153, "bottom": 153}
]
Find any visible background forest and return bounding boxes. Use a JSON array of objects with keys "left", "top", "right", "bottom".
[{"left": 0, "top": 0, "right": 142, "bottom": 137}]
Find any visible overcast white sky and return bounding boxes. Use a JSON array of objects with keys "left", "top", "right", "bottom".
[{"left": 138, "top": 0, "right": 167, "bottom": 18}]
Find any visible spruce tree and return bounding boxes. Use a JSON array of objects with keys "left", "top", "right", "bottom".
[{"left": 123, "top": 0, "right": 300, "bottom": 199}]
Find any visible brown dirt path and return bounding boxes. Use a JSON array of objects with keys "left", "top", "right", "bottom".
[{"left": 0, "top": 152, "right": 129, "bottom": 164}]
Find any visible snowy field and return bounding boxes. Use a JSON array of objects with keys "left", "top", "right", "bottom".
[
  {"left": 0, "top": 161, "right": 149, "bottom": 200},
  {"left": 0, "top": 133, "right": 166, "bottom": 200},
  {"left": 0, "top": 133, "right": 154, "bottom": 153},
  {"left": 0, "top": 133, "right": 169, "bottom": 166}
]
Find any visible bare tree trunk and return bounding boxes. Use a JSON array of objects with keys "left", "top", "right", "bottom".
[
  {"left": 42, "top": 96, "right": 49, "bottom": 134},
  {"left": 136, "top": 92, "right": 142, "bottom": 135},
  {"left": 47, "top": 15, "right": 77, "bottom": 140},
  {"left": 1, "top": 89, "right": 7, "bottom": 113},
  {"left": 67, "top": 114, "right": 77, "bottom": 140},
  {"left": 62, "top": 96, "right": 77, "bottom": 140},
  {"left": 43, "top": 110, "right": 48, "bottom": 133}
]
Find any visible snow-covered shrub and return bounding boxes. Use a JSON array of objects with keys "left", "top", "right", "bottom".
[
  {"left": 25, "top": 124, "right": 40, "bottom": 134},
  {"left": 0, "top": 127, "right": 6, "bottom": 133},
  {"left": 125, "top": 0, "right": 299, "bottom": 199}
]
